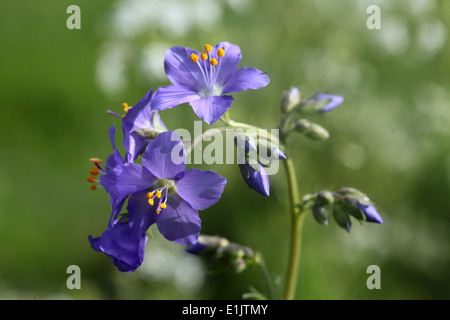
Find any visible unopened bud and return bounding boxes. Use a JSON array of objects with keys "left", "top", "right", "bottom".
[
  {"left": 298, "top": 93, "right": 344, "bottom": 114},
  {"left": 316, "top": 191, "right": 334, "bottom": 205},
  {"left": 280, "top": 87, "right": 301, "bottom": 113},
  {"left": 257, "top": 139, "right": 286, "bottom": 161},
  {"left": 343, "top": 200, "right": 364, "bottom": 220},
  {"left": 198, "top": 235, "right": 229, "bottom": 248},
  {"left": 333, "top": 208, "right": 352, "bottom": 232},
  {"left": 312, "top": 204, "right": 329, "bottom": 226},
  {"left": 294, "top": 119, "right": 329, "bottom": 141},
  {"left": 233, "top": 258, "right": 247, "bottom": 273},
  {"left": 338, "top": 187, "right": 368, "bottom": 200}
]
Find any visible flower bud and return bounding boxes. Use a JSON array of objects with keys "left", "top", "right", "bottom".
[
  {"left": 294, "top": 119, "right": 330, "bottom": 141},
  {"left": 337, "top": 187, "right": 367, "bottom": 199},
  {"left": 332, "top": 208, "right": 351, "bottom": 232},
  {"left": 298, "top": 93, "right": 343, "bottom": 114},
  {"left": 257, "top": 139, "right": 286, "bottom": 161},
  {"left": 188, "top": 237, "right": 257, "bottom": 274},
  {"left": 238, "top": 163, "right": 269, "bottom": 197},
  {"left": 357, "top": 203, "right": 383, "bottom": 224},
  {"left": 312, "top": 204, "right": 329, "bottom": 226},
  {"left": 313, "top": 94, "right": 344, "bottom": 113},
  {"left": 342, "top": 198, "right": 365, "bottom": 220},
  {"left": 316, "top": 190, "right": 334, "bottom": 205},
  {"left": 280, "top": 87, "right": 301, "bottom": 113},
  {"left": 186, "top": 235, "right": 229, "bottom": 255}
]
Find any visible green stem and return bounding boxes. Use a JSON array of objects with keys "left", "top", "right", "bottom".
[{"left": 282, "top": 156, "right": 306, "bottom": 300}]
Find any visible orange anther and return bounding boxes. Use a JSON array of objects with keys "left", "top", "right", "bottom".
[
  {"left": 86, "top": 176, "right": 97, "bottom": 183},
  {"left": 89, "top": 158, "right": 103, "bottom": 164}
]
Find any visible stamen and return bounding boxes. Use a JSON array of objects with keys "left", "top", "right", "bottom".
[
  {"left": 90, "top": 184, "right": 97, "bottom": 191},
  {"left": 89, "top": 158, "right": 103, "bottom": 164},
  {"left": 205, "top": 44, "right": 212, "bottom": 52},
  {"left": 148, "top": 198, "right": 154, "bottom": 206},
  {"left": 217, "top": 48, "right": 225, "bottom": 57},
  {"left": 156, "top": 190, "right": 162, "bottom": 199},
  {"left": 210, "top": 58, "right": 218, "bottom": 66},
  {"left": 190, "top": 53, "right": 199, "bottom": 62},
  {"left": 160, "top": 203, "right": 167, "bottom": 209},
  {"left": 86, "top": 176, "right": 97, "bottom": 183},
  {"left": 122, "top": 103, "right": 132, "bottom": 112},
  {"left": 146, "top": 192, "right": 154, "bottom": 199},
  {"left": 90, "top": 167, "right": 100, "bottom": 176},
  {"left": 200, "top": 52, "right": 208, "bottom": 60}
]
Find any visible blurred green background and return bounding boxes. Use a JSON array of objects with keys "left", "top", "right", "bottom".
[{"left": 1, "top": 0, "right": 449, "bottom": 300}]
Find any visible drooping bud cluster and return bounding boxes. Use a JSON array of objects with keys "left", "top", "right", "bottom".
[
  {"left": 278, "top": 86, "right": 343, "bottom": 143},
  {"left": 187, "top": 235, "right": 259, "bottom": 274},
  {"left": 303, "top": 187, "right": 383, "bottom": 232}
]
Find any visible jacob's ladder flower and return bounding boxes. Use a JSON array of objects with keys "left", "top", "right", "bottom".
[
  {"left": 89, "top": 131, "right": 227, "bottom": 272},
  {"left": 151, "top": 42, "right": 270, "bottom": 125}
]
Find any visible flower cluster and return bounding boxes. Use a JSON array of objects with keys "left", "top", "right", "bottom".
[
  {"left": 306, "top": 188, "right": 383, "bottom": 232},
  {"left": 87, "top": 42, "right": 273, "bottom": 272},
  {"left": 86, "top": 41, "right": 383, "bottom": 277}
]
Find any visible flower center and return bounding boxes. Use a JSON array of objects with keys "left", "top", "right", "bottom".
[
  {"left": 190, "top": 44, "right": 225, "bottom": 97},
  {"left": 146, "top": 179, "right": 176, "bottom": 214}
]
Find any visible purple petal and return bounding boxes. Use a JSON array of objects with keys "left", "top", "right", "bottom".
[
  {"left": 189, "top": 95, "right": 234, "bottom": 125},
  {"left": 358, "top": 204, "right": 383, "bottom": 224},
  {"left": 186, "top": 242, "right": 208, "bottom": 255},
  {"left": 124, "top": 132, "right": 149, "bottom": 163},
  {"left": 141, "top": 131, "right": 186, "bottom": 179},
  {"left": 105, "top": 124, "right": 124, "bottom": 171},
  {"left": 122, "top": 89, "right": 155, "bottom": 133},
  {"left": 89, "top": 218, "right": 147, "bottom": 272},
  {"left": 89, "top": 192, "right": 157, "bottom": 273},
  {"left": 100, "top": 163, "right": 156, "bottom": 200},
  {"left": 176, "top": 168, "right": 227, "bottom": 211},
  {"left": 210, "top": 42, "right": 242, "bottom": 86},
  {"left": 151, "top": 85, "right": 200, "bottom": 111},
  {"left": 122, "top": 89, "right": 167, "bottom": 162},
  {"left": 313, "top": 94, "right": 344, "bottom": 113},
  {"left": 239, "top": 163, "right": 270, "bottom": 197},
  {"left": 164, "top": 46, "right": 205, "bottom": 91},
  {"left": 108, "top": 197, "right": 127, "bottom": 227},
  {"left": 127, "top": 192, "right": 158, "bottom": 232},
  {"left": 156, "top": 193, "right": 201, "bottom": 246},
  {"left": 222, "top": 67, "right": 270, "bottom": 95}
]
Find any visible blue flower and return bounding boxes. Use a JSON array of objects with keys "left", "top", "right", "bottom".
[
  {"left": 89, "top": 131, "right": 227, "bottom": 272},
  {"left": 151, "top": 42, "right": 270, "bottom": 125}
]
